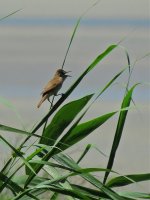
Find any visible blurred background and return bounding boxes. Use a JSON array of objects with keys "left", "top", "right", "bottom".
[{"left": 0, "top": 0, "right": 149, "bottom": 192}]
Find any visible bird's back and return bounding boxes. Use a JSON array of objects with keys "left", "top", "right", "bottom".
[{"left": 42, "top": 76, "right": 63, "bottom": 96}]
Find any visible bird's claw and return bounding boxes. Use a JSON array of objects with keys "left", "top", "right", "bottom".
[{"left": 56, "top": 93, "right": 64, "bottom": 97}]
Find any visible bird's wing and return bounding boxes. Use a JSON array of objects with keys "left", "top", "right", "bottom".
[{"left": 41, "top": 79, "right": 61, "bottom": 96}]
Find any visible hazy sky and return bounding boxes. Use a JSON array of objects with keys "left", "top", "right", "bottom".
[
  {"left": 0, "top": 0, "right": 149, "bottom": 18},
  {"left": 0, "top": 0, "right": 149, "bottom": 120}
]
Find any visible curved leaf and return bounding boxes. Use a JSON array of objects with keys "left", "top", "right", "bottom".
[
  {"left": 0, "top": 172, "right": 39, "bottom": 200},
  {"left": 119, "top": 191, "right": 150, "bottom": 199},
  {"left": 57, "top": 111, "right": 117, "bottom": 151},
  {"left": 61, "top": 0, "right": 100, "bottom": 69},
  {"left": 53, "top": 153, "right": 125, "bottom": 200},
  {"left": 40, "top": 94, "right": 93, "bottom": 145},
  {"left": 103, "top": 84, "right": 139, "bottom": 184},
  {"left": 0, "top": 135, "right": 36, "bottom": 175},
  {"left": 106, "top": 173, "right": 150, "bottom": 188},
  {"left": 0, "top": 124, "right": 30, "bottom": 135}
]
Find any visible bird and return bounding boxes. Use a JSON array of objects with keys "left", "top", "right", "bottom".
[{"left": 37, "top": 69, "right": 71, "bottom": 108}]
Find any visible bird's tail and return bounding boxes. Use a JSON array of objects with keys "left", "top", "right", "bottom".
[{"left": 37, "top": 94, "right": 48, "bottom": 108}]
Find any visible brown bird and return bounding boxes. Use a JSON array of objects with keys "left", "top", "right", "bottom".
[{"left": 37, "top": 69, "right": 71, "bottom": 108}]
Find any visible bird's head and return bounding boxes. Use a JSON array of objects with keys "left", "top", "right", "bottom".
[{"left": 56, "top": 69, "right": 71, "bottom": 78}]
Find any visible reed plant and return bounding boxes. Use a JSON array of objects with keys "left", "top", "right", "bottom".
[{"left": 0, "top": 6, "right": 149, "bottom": 200}]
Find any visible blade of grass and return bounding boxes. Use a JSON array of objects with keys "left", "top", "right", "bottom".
[
  {"left": 27, "top": 151, "right": 130, "bottom": 200},
  {"left": 26, "top": 95, "right": 93, "bottom": 176},
  {"left": 103, "top": 84, "right": 139, "bottom": 184},
  {"left": 119, "top": 191, "right": 150, "bottom": 199},
  {"left": 106, "top": 173, "right": 150, "bottom": 188},
  {"left": 50, "top": 193, "right": 59, "bottom": 200},
  {"left": 43, "top": 165, "right": 75, "bottom": 200},
  {"left": 32, "top": 169, "right": 123, "bottom": 199},
  {"left": 0, "top": 9, "right": 22, "bottom": 22},
  {"left": 0, "top": 172, "right": 39, "bottom": 200},
  {"left": 0, "top": 124, "right": 31, "bottom": 135},
  {"left": 0, "top": 135, "right": 36, "bottom": 175},
  {"left": 71, "top": 184, "right": 107, "bottom": 199},
  {"left": 40, "top": 94, "right": 94, "bottom": 145},
  {"left": 0, "top": 157, "right": 13, "bottom": 174},
  {"left": 61, "top": 0, "right": 101, "bottom": 69},
  {"left": 29, "top": 160, "right": 119, "bottom": 176},
  {"left": 0, "top": 172, "right": 23, "bottom": 194},
  {"left": 53, "top": 153, "right": 125, "bottom": 200},
  {"left": 0, "top": 123, "right": 68, "bottom": 145},
  {"left": 76, "top": 144, "right": 107, "bottom": 164},
  {"left": 12, "top": 175, "right": 48, "bottom": 186},
  {"left": 56, "top": 111, "right": 117, "bottom": 152},
  {"left": 29, "top": 160, "right": 76, "bottom": 172},
  {"left": 0, "top": 126, "right": 77, "bottom": 157},
  {"left": 76, "top": 144, "right": 92, "bottom": 164},
  {"left": 12, "top": 185, "right": 92, "bottom": 200}
]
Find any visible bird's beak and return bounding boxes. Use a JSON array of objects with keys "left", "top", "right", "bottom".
[{"left": 64, "top": 71, "right": 71, "bottom": 77}]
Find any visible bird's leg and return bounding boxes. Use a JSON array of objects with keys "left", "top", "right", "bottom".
[
  {"left": 48, "top": 95, "right": 55, "bottom": 108},
  {"left": 47, "top": 97, "right": 52, "bottom": 106},
  {"left": 43, "top": 96, "right": 54, "bottom": 137},
  {"left": 51, "top": 95, "right": 55, "bottom": 108}
]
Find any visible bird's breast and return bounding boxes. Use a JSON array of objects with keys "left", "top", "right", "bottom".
[{"left": 53, "top": 78, "right": 63, "bottom": 95}]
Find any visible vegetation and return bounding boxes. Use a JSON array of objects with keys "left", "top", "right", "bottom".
[{"left": 0, "top": 5, "right": 149, "bottom": 200}]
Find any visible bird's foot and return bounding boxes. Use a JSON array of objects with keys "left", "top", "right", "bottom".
[{"left": 56, "top": 93, "right": 64, "bottom": 97}]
